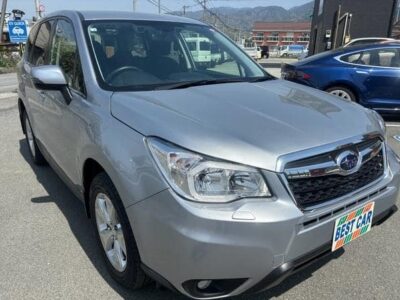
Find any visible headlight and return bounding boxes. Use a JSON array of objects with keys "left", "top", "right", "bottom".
[{"left": 147, "top": 138, "right": 271, "bottom": 203}]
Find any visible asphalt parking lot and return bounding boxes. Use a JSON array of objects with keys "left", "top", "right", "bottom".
[{"left": 1, "top": 72, "right": 400, "bottom": 299}]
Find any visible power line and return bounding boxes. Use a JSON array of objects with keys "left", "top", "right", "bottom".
[
  {"left": 194, "top": 0, "right": 239, "bottom": 32},
  {"left": 179, "top": 2, "right": 201, "bottom": 15},
  {"left": 144, "top": 0, "right": 173, "bottom": 13}
]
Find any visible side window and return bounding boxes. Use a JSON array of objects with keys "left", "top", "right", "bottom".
[
  {"left": 50, "top": 19, "right": 85, "bottom": 94},
  {"left": 25, "top": 24, "right": 39, "bottom": 61},
  {"left": 30, "top": 21, "right": 54, "bottom": 66},
  {"left": 342, "top": 48, "right": 400, "bottom": 67},
  {"left": 390, "top": 49, "right": 400, "bottom": 67},
  {"left": 376, "top": 49, "right": 399, "bottom": 67}
]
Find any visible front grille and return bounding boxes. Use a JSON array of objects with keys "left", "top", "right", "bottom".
[{"left": 287, "top": 150, "right": 384, "bottom": 208}]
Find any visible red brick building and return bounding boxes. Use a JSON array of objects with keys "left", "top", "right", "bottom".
[{"left": 252, "top": 21, "right": 311, "bottom": 47}]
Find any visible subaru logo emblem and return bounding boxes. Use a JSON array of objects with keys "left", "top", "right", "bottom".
[{"left": 336, "top": 150, "right": 361, "bottom": 173}]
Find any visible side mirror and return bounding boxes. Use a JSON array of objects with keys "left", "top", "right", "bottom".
[{"left": 31, "top": 65, "right": 72, "bottom": 104}]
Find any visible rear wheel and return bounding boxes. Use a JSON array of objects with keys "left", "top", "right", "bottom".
[
  {"left": 23, "top": 112, "right": 46, "bottom": 165},
  {"left": 325, "top": 86, "right": 356, "bottom": 101},
  {"left": 90, "top": 172, "right": 148, "bottom": 289}
]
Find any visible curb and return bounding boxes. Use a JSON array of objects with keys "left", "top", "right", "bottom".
[{"left": 260, "top": 62, "right": 283, "bottom": 68}]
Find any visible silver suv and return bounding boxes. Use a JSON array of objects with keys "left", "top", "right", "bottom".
[{"left": 17, "top": 11, "right": 399, "bottom": 299}]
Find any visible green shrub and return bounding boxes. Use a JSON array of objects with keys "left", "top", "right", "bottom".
[{"left": 0, "top": 52, "right": 20, "bottom": 68}]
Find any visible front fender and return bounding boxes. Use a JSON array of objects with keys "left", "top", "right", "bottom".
[{"left": 78, "top": 117, "right": 168, "bottom": 209}]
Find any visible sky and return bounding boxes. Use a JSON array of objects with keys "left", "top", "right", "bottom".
[{"left": 6, "top": 0, "right": 311, "bottom": 19}]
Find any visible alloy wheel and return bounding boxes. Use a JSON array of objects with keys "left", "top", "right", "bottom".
[
  {"left": 329, "top": 89, "right": 352, "bottom": 100},
  {"left": 95, "top": 193, "right": 127, "bottom": 272}
]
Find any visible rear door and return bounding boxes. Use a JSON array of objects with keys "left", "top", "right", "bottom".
[
  {"left": 364, "top": 48, "right": 400, "bottom": 108},
  {"left": 23, "top": 20, "right": 55, "bottom": 144},
  {"left": 341, "top": 47, "right": 400, "bottom": 107},
  {"left": 18, "top": 23, "right": 39, "bottom": 99}
]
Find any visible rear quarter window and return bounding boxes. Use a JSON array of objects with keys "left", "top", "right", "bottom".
[{"left": 340, "top": 51, "right": 370, "bottom": 65}]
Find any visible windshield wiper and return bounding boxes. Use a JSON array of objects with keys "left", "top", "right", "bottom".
[
  {"left": 154, "top": 78, "right": 247, "bottom": 90},
  {"left": 248, "top": 76, "right": 275, "bottom": 83}
]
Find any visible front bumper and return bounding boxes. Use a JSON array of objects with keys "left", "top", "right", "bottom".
[
  {"left": 126, "top": 148, "right": 400, "bottom": 299},
  {"left": 243, "top": 204, "right": 397, "bottom": 295}
]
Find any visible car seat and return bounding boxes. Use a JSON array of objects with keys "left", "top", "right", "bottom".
[{"left": 147, "top": 40, "right": 183, "bottom": 79}]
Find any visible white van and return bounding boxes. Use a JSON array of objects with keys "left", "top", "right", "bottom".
[
  {"left": 241, "top": 44, "right": 262, "bottom": 60},
  {"left": 185, "top": 37, "right": 212, "bottom": 66},
  {"left": 279, "top": 45, "right": 305, "bottom": 57}
]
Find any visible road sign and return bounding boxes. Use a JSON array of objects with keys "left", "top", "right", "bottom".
[{"left": 7, "top": 20, "right": 28, "bottom": 43}]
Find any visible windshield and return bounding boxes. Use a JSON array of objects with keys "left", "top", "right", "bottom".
[{"left": 86, "top": 20, "right": 269, "bottom": 91}]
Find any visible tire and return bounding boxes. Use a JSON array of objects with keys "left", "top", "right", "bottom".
[
  {"left": 325, "top": 86, "right": 357, "bottom": 102},
  {"left": 89, "top": 172, "right": 148, "bottom": 289},
  {"left": 23, "top": 111, "right": 47, "bottom": 165}
]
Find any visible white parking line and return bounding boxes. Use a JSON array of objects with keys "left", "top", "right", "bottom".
[
  {"left": 0, "top": 92, "right": 17, "bottom": 99},
  {"left": 393, "top": 136, "right": 400, "bottom": 142},
  {"left": 386, "top": 124, "right": 400, "bottom": 127}
]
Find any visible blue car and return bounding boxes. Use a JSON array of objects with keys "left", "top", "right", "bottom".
[{"left": 282, "top": 42, "right": 400, "bottom": 114}]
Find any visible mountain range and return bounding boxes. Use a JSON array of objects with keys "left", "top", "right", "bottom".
[{"left": 172, "top": 1, "right": 314, "bottom": 31}]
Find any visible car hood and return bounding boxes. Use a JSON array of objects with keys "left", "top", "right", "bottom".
[{"left": 111, "top": 79, "right": 382, "bottom": 171}]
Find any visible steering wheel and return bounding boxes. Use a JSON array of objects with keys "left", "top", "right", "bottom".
[{"left": 106, "top": 66, "right": 144, "bottom": 83}]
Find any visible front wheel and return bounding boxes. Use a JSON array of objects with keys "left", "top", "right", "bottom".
[
  {"left": 325, "top": 86, "right": 356, "bottom": 101},
  {"left": 90, "top": 172, "right": 148, "bottom": 289}
]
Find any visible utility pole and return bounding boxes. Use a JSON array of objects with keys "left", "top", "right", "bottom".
[
  {"left": 34, "top": 0, "right": 40, "bottom": 19},
  {"left": 0, "top": 0, "right": 7, "bottom": 43},
  {"left": 202, "top": 0, "right": 207, "bottom": 21},
  {"left": 183, "top": 5, "right": 189, "bottom": 15},
  {"left": 133, "top": 0, "right": 137, "bottom": 12},
  {"left": 158, "top": 0, "right": 161, "bottom": 14}
]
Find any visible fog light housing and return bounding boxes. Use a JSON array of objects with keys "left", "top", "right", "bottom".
[
  {"left": 197, "top": 280, "right": 212, "bottom": 290},
  {"left": 183, "top": 278, "right": 247, "bottom": 298}
]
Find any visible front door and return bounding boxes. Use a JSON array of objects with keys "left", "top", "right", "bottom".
[{"left": 38, "top": 18, "right": 87, "bottom": 183}]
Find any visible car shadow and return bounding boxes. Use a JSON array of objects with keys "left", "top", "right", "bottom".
[
  {"left": 20, "top": 139, "right": 344, "bottom": 300},
  {"left": 232, "top": 249, "right": 344, "bottom": 300},
  {"left": 19, "top": 139, "right": 185, "bottom": 299}
]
